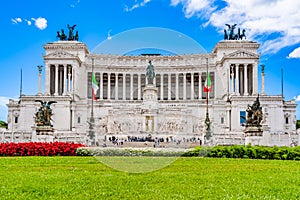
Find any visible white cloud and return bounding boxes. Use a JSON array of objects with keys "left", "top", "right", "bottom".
[
  {"left": 170, "top": 0, "right": 300, "bottom": 55},
  {"left": 288, "top": 47, "right": 300, "bottom": 58},
  {"left": 171, "top": 0, "right": 215, "bottom": 18},
  {"left": 125, "top": 0, "right": 151, "bottom": 12},
  {"left": 11, "top": 17, "right": 45, "bottom": 29},
  {"left": 11, "top": 17, "right": 22, "bottom": 24},
  {"left": 31, "top": 17, "right": 47, "bottom": 30},
  {"left": 294, "top": 95, "right": 300, "bottom": 101},
  {"left": 25, "top": 19, "right": 32, "bottom": 26}
]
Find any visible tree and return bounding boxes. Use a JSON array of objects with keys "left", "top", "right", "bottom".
[
  {"left": 296, "top": 120, "right": 300, "bottom": 130},
  {"left": 0, "top": 121, "right": 7, "bottom": 129}
]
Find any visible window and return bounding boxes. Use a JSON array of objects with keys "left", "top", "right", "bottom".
[
  {"left": 14, "top": 117, "right": 18, "bottom": 124},
  {"left": 221, "top": 117, "right": 224, "bottom": 124},
  {"left": 77, "top": 117, "right": 81, "bottom": 124},
  {"left": 286, "top": 117, "right": 289, "bottom": 124}
]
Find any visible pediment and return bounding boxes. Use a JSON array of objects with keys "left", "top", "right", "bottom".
[
  {"left": 43, "top": 51, "right": 78, "bottom": 59},
  {"left": 226, "top": 50, "right": 259, "bottom": 59}
]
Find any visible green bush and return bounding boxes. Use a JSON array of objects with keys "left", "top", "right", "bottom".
[
  {"left": 76, "top": 148, "right": 92, "bottom": 156},
  {"left": 207, "top": 145, "right": 300, "bottom": 160},
  {"left": 181, "top": 146, "right": 212, "bottom": 157}
]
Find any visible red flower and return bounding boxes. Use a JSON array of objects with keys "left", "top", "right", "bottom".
[{"left": 0, "top": 142, "right": 85, "bottom": 156}]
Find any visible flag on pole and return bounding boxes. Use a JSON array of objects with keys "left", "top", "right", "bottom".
[
  {"left": 92, "top": 72, "right": 99, "bottom": 100},
  {"left": 204, "top": 72, "right": 212, "bottom": 92}
]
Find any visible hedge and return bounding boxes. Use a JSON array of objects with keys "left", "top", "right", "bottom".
[
  {"left": 207, "top": 145, "right": 300, "bottom": 160},
  {"left": 77, "top": 145, "right": 300, "bottom": 160}
]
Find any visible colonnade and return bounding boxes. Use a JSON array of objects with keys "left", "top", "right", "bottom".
[
  {"left": 88, "top": 72, "right": 215, "bottom": 101},
  {"left": 48, "top": 64, "right": 73, "bottom": 96},
  {"left": 229, "top": 64, "right": 255, "bottom": 96}
]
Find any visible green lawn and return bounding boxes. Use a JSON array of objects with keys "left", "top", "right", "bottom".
[{"left": 0, "top": 156, "right": 300, "bottom": 199}]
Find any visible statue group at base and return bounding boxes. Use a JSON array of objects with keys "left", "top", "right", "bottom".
[
  {"left": 244, "top": 96, "right": 264, "bottom": 143},
  {"left": 246, "top": 96, "right": 263, "bottom": 128},
  {"left": 35, "top": 100, "right": 57, "bottom": 127}
]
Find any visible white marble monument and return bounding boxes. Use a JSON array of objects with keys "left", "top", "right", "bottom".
[{"left": 3, "top": 39, "right": 297, "bottom": 146}]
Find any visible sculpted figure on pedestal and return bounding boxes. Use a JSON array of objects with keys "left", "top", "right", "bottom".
[{"left": 146, "top": 61, "right": 156, "bottom": 85}]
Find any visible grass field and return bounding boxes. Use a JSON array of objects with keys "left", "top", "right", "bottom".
[{"left": 1, "top": 156, "right": 300, "bottom": 199}]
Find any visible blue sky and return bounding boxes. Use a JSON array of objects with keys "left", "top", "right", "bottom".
[{"left": 0, "top": 0, "right": 300, "bottom": 121}]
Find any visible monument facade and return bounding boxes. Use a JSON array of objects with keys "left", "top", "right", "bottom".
[{"left": 3, "top": 31, "right": 298, "bottom": 146}]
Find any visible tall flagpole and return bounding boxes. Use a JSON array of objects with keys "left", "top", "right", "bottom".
[
  {"left": 91, "top": 58, "right": 94, "bottom": 121},
  {"left": 20, "top": 68, "right": 23, "bottom": 98},
  {"left": 88, "top": 58, "right": 95, "bottom": 145},
  {"left": 204, "top": 57, "right": 211, "bottom": 141},
  {"left": 281, "top": 67, "right": 284, "bottom": 99},
  {"left": 206, "top": 58, "right": 209, "bottom": 118}
]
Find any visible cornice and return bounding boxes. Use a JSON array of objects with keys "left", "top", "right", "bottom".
[
  {"left": 84, "top": 53, "right": 214, "bottom": 68},
  {"left": 43, "top": 51, "right": 82, "bottom": 64},
  {"left": 212, "top": 40, "right": 260, "bottom": 53},
  {"left": 219, "top": 50, "right": 260, "bottom": 64},
  {"left": 43, "top": 41, "right": 90, "bottom": 54}
]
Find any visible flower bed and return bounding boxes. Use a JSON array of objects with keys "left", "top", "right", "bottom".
[{"left": 0, "top": 142, "right": 84, "bottom": 156}]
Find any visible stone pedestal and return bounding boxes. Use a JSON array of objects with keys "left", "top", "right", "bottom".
[
  {"left": 141, "top": 85, "right": 158, "bottom": 133},
  {"left": 32, "top": 126, "right": 54, "bottom": 142},
  {"left": 244, "top": 126, "right": 263, "bottom": 145}
]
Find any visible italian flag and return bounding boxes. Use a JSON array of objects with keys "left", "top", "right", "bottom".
[
  {"left": 92, "top": 72, "right": 99, "bottom": 100},
  {"left": 204, "top": 72, "right": 212, "bottom": 92}
]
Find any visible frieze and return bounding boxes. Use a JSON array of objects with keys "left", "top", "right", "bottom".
[
  {"left": 226, "top": 50, "right": 259, "bottom": 59},
  {"left": 44, "top": 42, "right": 89, "bottom": 53},
  {"left": 43, "top": 51, "right": 79, "bottom": 60},
  {"left": 212, "top": 41, "right": 260, "bottom": 53},
  {"left": 85, "top": 54, "right": 210, "bottom": 67}
]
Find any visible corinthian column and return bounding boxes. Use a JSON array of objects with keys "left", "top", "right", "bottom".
[
  {"left": 63, "top": 65, "right": 67, "bottom": 95},
  {"left": 138, "top": 74, "right": 141, "bottom": 100},
  {"left": 100, "top": 72, "right": 103, "bottom": 100},
  {"left": 168, "top": 73, "right": 171, "bottom": 100},
  {"left": 55, "top": 64, "right": 59, "bottom": 96},
  {"left": 107, "top": 73, "right": 111, "bottom": 100},
  {"left": 115, "top": 73, "right": 119, "bottom": 100},
  {"left": 199, "top": 73, "right": 202, "bottom": 99},
  {"left": 235, "top": 65, "right": 239, "bottom": 95},
  {"left": 244, "top": 64, "right": 248, "bottom": 96},
  {"left": 191, "top": 73, "right": 194, "bottom": 100},
  {"left": 230, "top": 65, "right": 234, "bottom": 94},
  {"left": 130, "top": 74, "right": 133, "bottom": 100},
  {"left": 160, "top": 74, "right": 164, "bottom": 100},
  {"left": 68, "top": 66, "right": 71, "bottom": 95},
  {"left": 123, "top": 73, "right": 126, "bottom": 100},
  {"left": 183, "top": 73, "right": 186, "bottom": 100},
  {"left": 253, "top": 63, "right": 259, "bottom": 95},
  {"left": 175, "top": 73, "right": 179, "bottom": 100}
]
